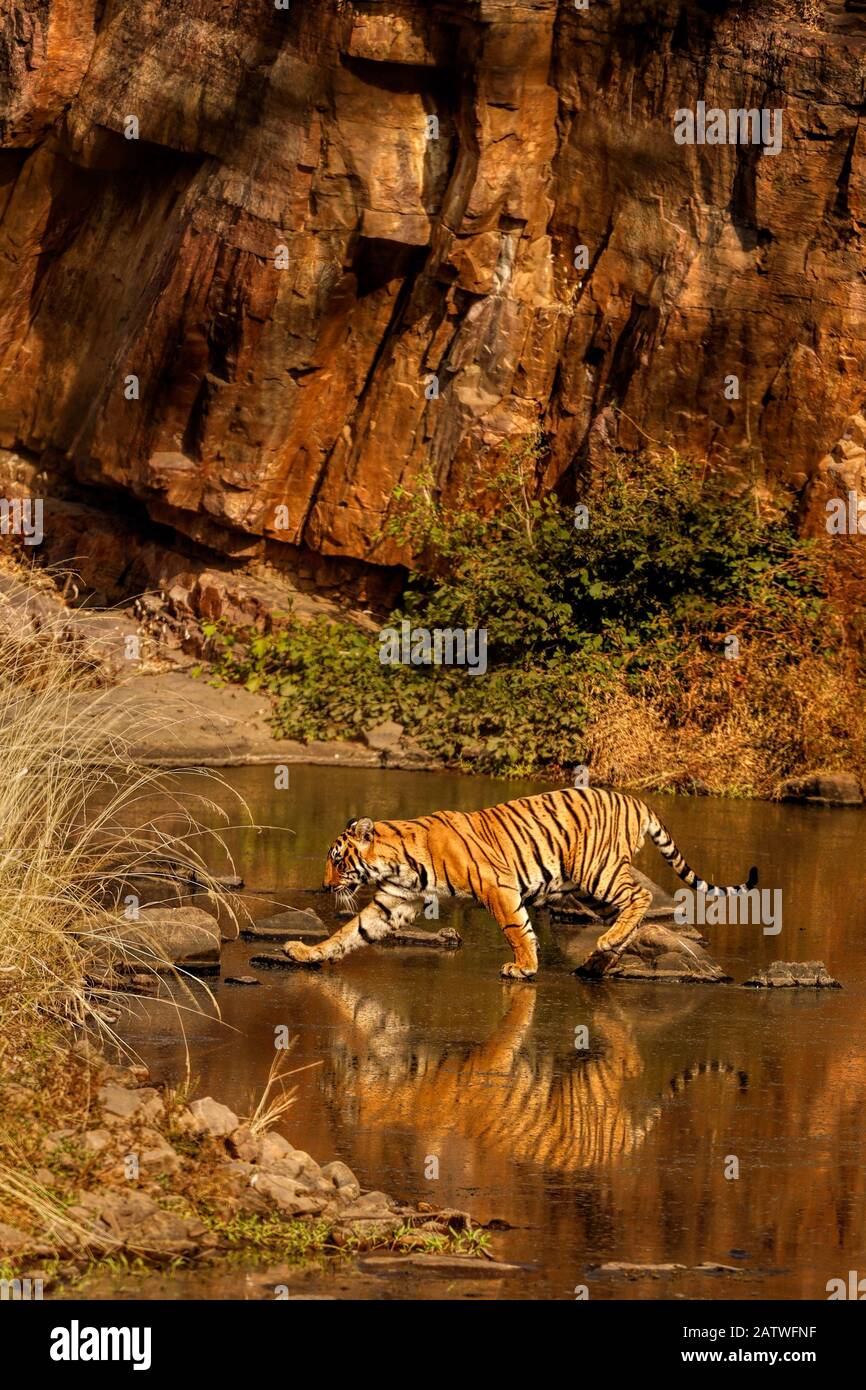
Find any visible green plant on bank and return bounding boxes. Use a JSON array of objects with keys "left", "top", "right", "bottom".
[
  {"left": 203, "top": 439, "right": 865, "bottom": 795},
  {"left": 388, "top": 1222, "right": 492, "bottom": 1256},
  {"left": 200, "top": 1210, "right": 333, "bottom": 1260}
]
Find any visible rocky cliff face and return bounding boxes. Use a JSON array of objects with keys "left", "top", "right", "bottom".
[{"left": 2, "top": 0, "right": 865, "bottom": 584}]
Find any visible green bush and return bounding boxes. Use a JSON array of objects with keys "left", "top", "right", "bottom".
[{"left": 203, "top": 440, "right": 853, "bottom": 785}]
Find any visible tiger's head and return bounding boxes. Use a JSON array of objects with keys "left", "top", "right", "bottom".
[{"left": 323, "top": 817, "right": 378, "bottom": 911}]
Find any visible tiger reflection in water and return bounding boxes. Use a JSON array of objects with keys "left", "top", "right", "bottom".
[{"left": 290, "top": 972, "right": 747, "bottom": 1172}]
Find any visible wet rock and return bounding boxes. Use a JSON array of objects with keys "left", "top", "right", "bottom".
[
  {"left": 98, "top": 1083, "right": 165, "bottom": 1126},
  {"left": 742, "top": 960, "right": 841, "bottom": 989},
  {"left": 251, "top": 952, "right": 322, "bottom": 971},
  {"left": 358, "top": 1254, "right": 521, "bottom": 1277},
  {"left": 188, "top": 1097, "right": 240, "bottom": 1138},
  {"left": 114, "top": 906, "right": 221, "bottom": 973},
  {"left": 225, "top": 974, "right": 260, "bottom": 986},
  {"left": 424, "top": 1208, "right": 472, "bottom": 1232},
  {"left": 251, "top": 924, "right": 460, "bottom": 968},
  {"left": 595, "top": 1260, "right": 742, "bottom": 1276},
  {"left": 386, "top": 925, "right": 462, "bottom": 950},
  {"left": 338, "top": 1191, "right": 400, "bottom": 1224},
  {"left": 777, "top": 771, "right": 863, "bottom": 805},
  {"left": 242, "top": 907, "right": 327, "bottom": 942},
  {"left": 576, "top": 924, "right": 731, "bottom": 983}
]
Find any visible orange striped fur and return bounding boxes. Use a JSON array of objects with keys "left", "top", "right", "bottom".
[{"left": 284, "top": 786, "right": 757, "bottom": 978}]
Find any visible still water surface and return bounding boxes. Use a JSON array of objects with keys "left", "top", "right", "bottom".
[{"left": 119, "top": 765, "right": 866, "bottom": 1300}]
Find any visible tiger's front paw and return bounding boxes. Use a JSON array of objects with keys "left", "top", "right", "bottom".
[
  {"left": 576, "top": 945, "right": 619, "bottom": 978},
  {"left": 500, "top": 962, "right": 537, "bottom": 982},
  {"left": 283, "top": 940, "right": 322, "bottom": 966}
]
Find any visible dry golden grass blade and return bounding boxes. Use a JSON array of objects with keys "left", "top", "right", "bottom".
[{"left": 246, "top": 1045, "right": 322, "bottom": 1137}]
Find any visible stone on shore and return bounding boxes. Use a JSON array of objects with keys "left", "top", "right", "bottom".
[
  {"left": 241, "top": 906, "right": 327, "bottom": 942},
  {"left": 98, "top": 1083, "right": 165, "bottom": 1126},
  {"left": 361, "top": 720, "right": 431, "bottom": 767},
  {"left": 0, "top": 1222, "right": 31, "bottom": 1257},
  {"left": 66, "top": 1190, "right": 203, "bottom": 1259},
  {"left": 257, "top": 1131, "right": 296, "bottom": 1164},
  {"left": 248, "top": 1172, "right": 328, "bottom": 1216},
  {"left": 134, "top": 1128, "right": 183, "bottom": 1177},
  {"left": 777, "top": 771, "right": 863, "bottom": 805},
  {"left": 742, "top": 960, "right": 841, "bottom": 988},
  {"left": 113, "top": 906, "right": 221, "bottom": 973},
  {"left": 321, "top": 1161, "right": 361, "bottom": 1202},
  {"left": 187, "top": 1097, "right": 240, "bottom": 1138}
]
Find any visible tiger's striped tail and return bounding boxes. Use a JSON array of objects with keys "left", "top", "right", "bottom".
[{"left": 646, "top": 814, "right": 758, "bottom": 897}]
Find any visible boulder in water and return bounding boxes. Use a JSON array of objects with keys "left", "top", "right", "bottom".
[
  {"left": 241, "top": 906, "right": 326, "bottom": 942},
  {"left": 576, "top": 923, "right": 731, "bottom": 983},
  {"left": 742, "top": 960, "right": 841, "bottom": 988}
]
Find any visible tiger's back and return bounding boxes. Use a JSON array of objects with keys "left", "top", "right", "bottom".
[{"left": 420, "top": 785, "right": 650, "bottom": 908}]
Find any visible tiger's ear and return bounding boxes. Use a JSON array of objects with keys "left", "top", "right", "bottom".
[{"left": 347, "top": 817, "right": 375, "bottom": 844}]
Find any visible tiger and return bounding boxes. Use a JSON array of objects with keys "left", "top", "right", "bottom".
[{"left": 283, "top": 784, "right": 758, "bottom": 979}]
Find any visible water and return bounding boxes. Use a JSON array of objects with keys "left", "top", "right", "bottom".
[{"left": 117, "top": 766, "right": 866, "bottom": 1300}]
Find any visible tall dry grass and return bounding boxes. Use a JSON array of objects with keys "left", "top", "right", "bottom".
[
  {"left": 0, "top": 566, "right": 239, "bottom": 1047},
  {"left": 581, "top": 645, "right": 866, "bottom": 799}
]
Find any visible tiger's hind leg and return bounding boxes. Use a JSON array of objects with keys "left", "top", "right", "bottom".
[
  {"left": 580, "top": 867, "right": 652, "bottom": 976},
  {"left": 480, "top": 884, "right": 538, "bottom": 981}
]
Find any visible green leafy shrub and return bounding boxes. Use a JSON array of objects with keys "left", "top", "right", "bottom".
[{"left": 204, "top": 439, "right": 864, "bottom": 792}]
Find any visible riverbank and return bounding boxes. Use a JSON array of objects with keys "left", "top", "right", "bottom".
[
  {"left": 2, "top": 550, "right": 863, "bottom": 803},
  {"left": 0, "top": 574, "right": 498, "bottom": 1297},
  {"left": 0, "top": 1038, "right": 502, "bottom": 1297}
]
